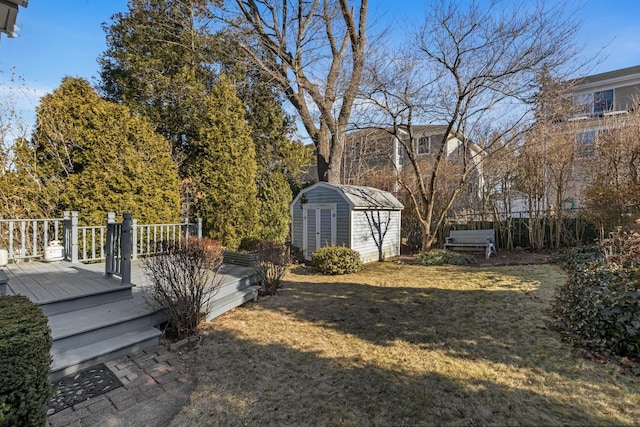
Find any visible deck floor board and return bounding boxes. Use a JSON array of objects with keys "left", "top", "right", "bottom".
[
  {"left": 3, "top": 259, "right": 257, "bottom": 305},
  {"left": 5, "top": 261, "right": 125, "bottom": 304}
]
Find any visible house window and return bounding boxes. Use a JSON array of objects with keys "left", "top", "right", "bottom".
[
  {"left": 576, "top": 130, "right": 596, "bottom": 158},
  {"left": 417, "top": 136, "right": 431, "bottom": 154},
  {"left": 572, "top": 93, "right": 592, "bottom": 115},
  {"left": 593, "top": 89, "right": 613, "bottom": 114}
]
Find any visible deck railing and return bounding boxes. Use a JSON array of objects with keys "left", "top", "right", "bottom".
[
  {"left": 0, "top": 217, "right": 65, "bottom": 261},
  {"left": 104, "top": 213, "right": 202, "bottom": 285},
  {"left": 3, "top": 211, "right": 202, "bottom": 267}
]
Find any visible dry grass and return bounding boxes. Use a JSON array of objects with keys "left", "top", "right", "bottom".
[{"left": 170, "top": 262, "right": 640, "bottom": 426}]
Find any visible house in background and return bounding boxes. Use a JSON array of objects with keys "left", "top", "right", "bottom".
[
  {"left": 290, "top": 182, "right": 403, "bottom": 263},
  {"left": 562, "top": 65, "right": 640, "bottom": 208},
  {"left": 0, "top": 0, "right": 27, "bottom": 38},
  {"left": 341, "top": 125, "right": 486, "bottom": 201}
]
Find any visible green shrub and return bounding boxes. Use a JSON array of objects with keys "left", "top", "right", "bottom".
[
  {"left": 0, "top": 296, "right": 52, "bottom": 427},
  {"left": 311, "top": 246, "right": 363, "bottom": 275},
  {"left": 248, "top": 240, "right": 293, "bottom": 295},
  {"left": 415, "top": 249, "right": 476, "bottom": 266},
  {"left": 552, "top": 261, "right": 640, "bottom": 360},
  {"left": 553, "top": 245, "right": 601, "bottom": 270}
]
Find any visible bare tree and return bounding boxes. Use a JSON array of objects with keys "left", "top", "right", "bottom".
[
  {"left": 228, "top": 0, "right": 368, "bottom": 183},
  {"left": 583, "top": 110, "right": 640, "bottom": 234},
  {"left": 361, "top": 0, "right": 579, "bottom": 251}
]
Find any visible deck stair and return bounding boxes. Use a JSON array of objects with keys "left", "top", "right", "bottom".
[
  {"left": 4, "top": 260, "right": 261, "bottom": 382},
  {"left": 47, "top": 293, "right": 163, "bottom": 381}
]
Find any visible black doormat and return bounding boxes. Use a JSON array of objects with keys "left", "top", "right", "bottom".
[{"left": 48, "top": 363, "right": 123, "bottom": 415}]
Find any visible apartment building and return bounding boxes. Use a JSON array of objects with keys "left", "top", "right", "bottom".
[{"left": 563, "top": 65, "right": 640, "bottom": 208}]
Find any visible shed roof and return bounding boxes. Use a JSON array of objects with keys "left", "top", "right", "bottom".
[{"left": 296, "top": 182, "right": 403, "bottom": 210}]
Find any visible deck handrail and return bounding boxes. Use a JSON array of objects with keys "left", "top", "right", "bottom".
[
  {"left": 105, "top": 213, "right": 202, "bottom": 285},
  {"left": 2, "top": 212, "right": 203, "bottom": 269},
  {"left": 0, "top": 217, "right": 65, "bottom": 262}
]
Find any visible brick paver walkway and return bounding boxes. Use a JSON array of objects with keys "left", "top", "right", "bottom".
[{"left": 47, "top": 346, "right": 195, "bottom": 427}]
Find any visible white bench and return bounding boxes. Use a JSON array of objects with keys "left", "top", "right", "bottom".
[{"left": 444, "top": 229, "right": 497, "bottom": 259}]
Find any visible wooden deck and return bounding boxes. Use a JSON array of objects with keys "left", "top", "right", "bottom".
[
  {"left": 4, "top": 259, "right": 261, "bottom": 379},
  {"left": 5, "top": 261, "right": 124, "bottom": 304},
  {"left": 4, "top": 259, "right": 257, "bottom": 305}
]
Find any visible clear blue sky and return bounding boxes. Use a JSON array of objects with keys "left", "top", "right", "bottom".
[{"left": 2, "top": 0, "right": 640, "bottom": 133}]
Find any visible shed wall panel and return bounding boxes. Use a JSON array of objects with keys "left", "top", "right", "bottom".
[
  {"left": 305, "top": 187, "right": 351, "bottom": 246},
  {"left": 291, "top": 199, "right": 304, "bottom": 249},
  {"left": 350, "top": 210, "right": 401, "bottom": 263}
]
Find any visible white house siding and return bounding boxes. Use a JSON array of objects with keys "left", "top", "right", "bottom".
[{"left": 350, "top": 209, "right": 401, "bottom": 263}]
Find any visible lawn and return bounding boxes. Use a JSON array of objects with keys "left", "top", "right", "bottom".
[{"left": 170, "top": 261, "right": 640, "bottom": 426}]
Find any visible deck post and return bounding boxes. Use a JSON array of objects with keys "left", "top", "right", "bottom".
[
  {"left": 63, "top": 211, "right": 79, "bottom": 263},
  {"left": 105, "top": 212, "right": 116, "bottom": 278},
  {"left": 197, "top": 218, "right": 202, "bottom": 239},
  {"left": 183, "top": 217, "right": 190, "bottom": 240},
  {"left": 131, "top": 218, "right": 138, "bottom": 260},
  {"left": 120, "top": 213, "right": 132, "bottom": 286}
]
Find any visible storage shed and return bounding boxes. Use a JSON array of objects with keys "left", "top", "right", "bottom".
[{"left": 291, "top": 182, "right": 403, "bottom": 263}]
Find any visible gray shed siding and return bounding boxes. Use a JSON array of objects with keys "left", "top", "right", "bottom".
[
  {"left": 291, "top": 183, "right": 403, "bottom": 263},
  {"left": 303, "top": 186, "right": 351, "bottom": 246},
  {"left": 290, "top": 186, "right": 351, "bottom": 259},
  {"left": 350, "top": 210, "right": 401, "bottom": 263}
]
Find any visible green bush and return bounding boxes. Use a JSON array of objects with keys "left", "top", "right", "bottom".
[
  {"left": 415, "top": 249, "right": 476, "bottom": 266},
  {"left": 311, "top": 246, "right": 363, "bottom": 275},
  {"left": 0, "top": 296, "right": 52, "bottom": 427},
  {"left": 553, "top": 245, "right": 601, "bottom": 271},
  {"left": 552, "top": 229, "right": 640, "bottom": 361}
]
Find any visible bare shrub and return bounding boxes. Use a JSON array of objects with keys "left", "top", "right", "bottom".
[
  {"left": 142, "top": 238, "right": 223, "bottom": 339},
  {"left": 249, "top": 241, "right": 293, "bottom": 295},
  {"left": 600, "top": 225, "right": 640, "bottom": 269}
]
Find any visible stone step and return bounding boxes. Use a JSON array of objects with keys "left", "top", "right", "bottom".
[
  {"left": 50, "top": 327, "right": 161, "bottom": 382},
  {"left": 49, "top": 294, "right": 163, "bottom": 353}
]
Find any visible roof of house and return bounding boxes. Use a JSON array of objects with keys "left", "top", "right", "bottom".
[
  {"left": 295, "top": 182, "right": 404, "bottom": 210},
  {"left": 0, "top": 0, "right": 27, "bottom": 38},
  {"left": 569, "top": 65, "right": 640, "bottom": 92},
  {"left": 575, "top": 65, "right": 640, "bottom": 86}
]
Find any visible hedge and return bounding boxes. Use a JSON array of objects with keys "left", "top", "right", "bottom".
[{"left": 0, "top": 296, "right": 52, "bottom": 427}]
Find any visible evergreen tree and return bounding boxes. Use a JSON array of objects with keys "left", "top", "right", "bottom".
[
  {"left": 187, "top": 76, "right": 258, "bottom": 249},
  {"left": 99, "top": 0, "right": 216, "bottom": 155},
  {"left": 99, "top": 0, "right": 310, "bottom": 241},
  {"left": 31, "top": 77, "right": 181, "bottom": 224},
  {"left": 256, "top": 170, "right": 291, "bottom": 242}
]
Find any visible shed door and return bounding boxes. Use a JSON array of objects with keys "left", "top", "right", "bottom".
[{"left": 303, "top": 204, "right": 337, "bottom": 260}]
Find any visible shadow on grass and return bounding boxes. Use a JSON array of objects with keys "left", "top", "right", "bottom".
[
  {"left": 270, "top": 278, "right": 552, "bottom": 369},
  {"left": 174, "top": 326, "right": 620, "bottom": 426}
]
